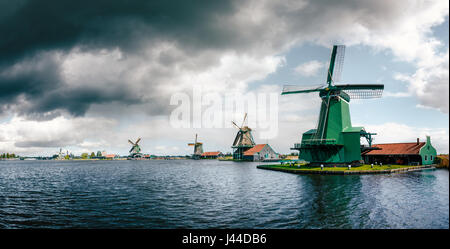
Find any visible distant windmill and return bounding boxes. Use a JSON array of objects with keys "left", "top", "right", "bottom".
[
  {"left": 231, "top": 113, "right": 256, "bottom": 160},
  {"left": 281, "top": 45, "right": 383, "bottom": 165},
  {"left": 128, "top": 138, "right": 142, "bottom": 158},
  {"left": 56, "top": 148, "right": 64, "bottom": 160},
  {"left": 188, "top": 134, "right": 203, "bottom": 159}
]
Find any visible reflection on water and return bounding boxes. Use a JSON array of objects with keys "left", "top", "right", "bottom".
[{"left": 0, "top": 160, "right": 448, "bottom": 228}]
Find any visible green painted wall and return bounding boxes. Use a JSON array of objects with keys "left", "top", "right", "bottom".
[
  {"left": 298, "top": 96, "right": 364, "bottom": 164},
  {"left": 419, "top": 136, "right": 437, "bottom": 165}
]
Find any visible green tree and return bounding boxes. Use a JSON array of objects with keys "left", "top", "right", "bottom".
[
  {"left": 90, "top": 152, "right": 96, "bottom": 158},
  {"left": 81, "top": 153, "right": 89, "bottom": 159},
  {"left": 96, "top": 151, "right": 102, "bottom": 157}
]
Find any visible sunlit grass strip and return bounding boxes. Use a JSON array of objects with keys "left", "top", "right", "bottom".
[{"left": 257, "top": 164, "right": 434, "bottom": 175}]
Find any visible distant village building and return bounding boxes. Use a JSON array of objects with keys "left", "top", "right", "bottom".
[
  {"left": 105, "top": 154, "right": 118, "bottom": 160},
  {"left": 362, "top": 136, "right": 437, "bottom": 165},
  {"left": 242, "top": 144, "right": 279, "bottom": 161},
  {"left": 201, "top": 151, "right": 223, "bottom": 159}
]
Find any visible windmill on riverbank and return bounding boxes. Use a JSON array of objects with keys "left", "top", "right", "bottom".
[
  {"left": 128, "top": 138, "right": 142, "bottom": 158},
  {"left": 282, "top": 45, "right": 383, "bottom": 165},
  {"left": 231, "top": 113, "right": 256, "bottom": 160},
  {"left": 188, "top": 134, "right": 203, "bottom": 159}
]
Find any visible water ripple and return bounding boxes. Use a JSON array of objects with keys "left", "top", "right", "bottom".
[{"left": 0, "top": 160, "right": 448, "bottom": 228}]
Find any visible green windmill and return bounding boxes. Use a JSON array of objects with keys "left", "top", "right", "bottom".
[
  {"left": 282, "top": 45, "right": 383, "bottom": 166},
  {"left": 128, "top": 138, "right": 142, "bottom": 158}
]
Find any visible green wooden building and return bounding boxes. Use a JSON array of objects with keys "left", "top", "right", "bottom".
[{"left": 362, "top": 136, "right": 437, "bottom": 165}]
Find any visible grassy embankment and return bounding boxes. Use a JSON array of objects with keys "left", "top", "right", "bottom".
[{"left": 260, "top": 164, "right": 419, "bottom": 172}]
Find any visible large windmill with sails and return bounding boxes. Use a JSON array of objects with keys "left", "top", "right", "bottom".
[
  {"left": 231, "top": 113, "right": 256, "bottom": 160},
  {"left": 282, "top": 45, "right": 383, "bottom": 165}
]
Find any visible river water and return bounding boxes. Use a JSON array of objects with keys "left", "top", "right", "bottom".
[{"left": 0, "top": 160, "right": 448, "bottom": 229}]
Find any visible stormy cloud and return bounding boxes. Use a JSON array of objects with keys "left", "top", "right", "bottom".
[
  {"left": 1, "top": 0, "right": 448, "bottom": 119},
  {"left": 0, "top": 0, "right": 236, "bottom": 64}
]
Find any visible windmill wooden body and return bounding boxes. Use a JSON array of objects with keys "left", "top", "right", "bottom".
[
  {"left": 188, "top": 134, "right": 203, "bottom": 159},
  {"left": 282, "top": 45, "right": 383, "bottom": 165},
  {"left": 128, "top": 138, "right": 142, "bottom": 158},
  {"left": 231, "top": 113, "right": 256, "bottom": 160}
]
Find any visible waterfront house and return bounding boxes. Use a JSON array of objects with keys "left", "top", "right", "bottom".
[
  {"left": 105, "top": 154, "right": 119, "bottom": 160},
  {"left": 201, "top": 151, "right": 223, "bottom": 159},
  {"left": 242, "top": 144, "right": 279, "bottom": 161},
  {"left": 362, "top": 136, "right": 437, "bottom": 165}
]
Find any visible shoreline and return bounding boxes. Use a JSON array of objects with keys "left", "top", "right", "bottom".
[{"left": 256, "top": 164, "right": 436, "bottom": 175}]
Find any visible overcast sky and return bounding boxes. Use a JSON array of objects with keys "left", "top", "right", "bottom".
[{"left": 0, "top": 0, "right": 448, "bottom": 156}]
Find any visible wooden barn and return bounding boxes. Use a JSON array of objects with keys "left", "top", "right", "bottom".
[
  {"left": 201, "top": 151, "right": 223, "bottom": 159},
  {"left": 242, "top": 144, "right": 279, "bottom": 161},
  {"left": 362, "top": 136, "right": 437, "bottom": 165}
]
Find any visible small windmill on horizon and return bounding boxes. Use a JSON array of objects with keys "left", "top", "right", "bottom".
[
  {"left": 231, "top": 113, "right": 256, "bottom": 160},
  {"left": 128, "top": 138, "right": 142, "bottom": 158},
  {"left": 188, "top": 134, "right": 203, "bottom": 159}
]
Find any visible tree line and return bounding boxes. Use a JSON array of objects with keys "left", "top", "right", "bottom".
[{"left": 1, "top": 153, "right": 17, "bottom": 158}]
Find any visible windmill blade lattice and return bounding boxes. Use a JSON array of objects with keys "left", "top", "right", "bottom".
[
  {"left": 281, "top": 84, "right": 327, "bottom": 95},
  {"left": 342, "top": 89, "right": 383, "bottom": 99},
  {"left": 335, "top": 84, "right": 384, "bottom": 99},
  {"left": 331, "top": 45, "right": 345, "bottom": 83}
]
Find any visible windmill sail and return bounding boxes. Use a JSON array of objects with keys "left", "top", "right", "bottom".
[
  {"left": 232, "top": 127, "right": 255, "bottom": 147},
  {"left": 335, "top": 84, "right": 384, "bottom": 99},
  {"left": 232, "top": 130, "right": 242, "bottom": 146},
  {"left": 128, "top": 138, "right": 142, "bottom": 157},
  {"left": 331, "top": 45, "right": 345, "bottom": 83},
  {"left": 281, "top": 84, "right": 327, "bottom": 95},
  {"left": 188, "top": 134, "right": 203, "bottom": 157},
  {"left": 327, "top": 45, "right": 345, "bottom": 84},
  {"left": 231, "top": 113, "right": 256, "bottom": 160},
  {"left": 231, "top": 113, "right": 256, "bottom": 147}
]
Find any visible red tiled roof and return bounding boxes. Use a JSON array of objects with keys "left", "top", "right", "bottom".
[
  {"left": 243, "top": 144, "right": 267, "bottom": 156},
  {"left": 201, "top": 151, "right": 221, "bottom": 156},
  {"left": 105, "top": 154, "right": 116, "bottom": 158},
  {"left": 363, "top": 142, "right": 425, "bottom": 155}
]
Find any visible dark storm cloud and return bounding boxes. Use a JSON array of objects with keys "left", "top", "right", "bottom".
[
  {"left": 0, "top": 51, "right": 147, "bottom": 117},
  {"left": 0, "top": 53, "right": 61, "bottom": 101},
  {"left": 15, "top": 139, "right": 74, "bottom": 148},
  {"left": 1, "top": 0, "right": 447, "bottom": 119},
  {"left": 0, "top": 0, "right": 235, "bottom": 64},
  {"left": 0, "top": 0, "right": 237, "bottom": 117}
]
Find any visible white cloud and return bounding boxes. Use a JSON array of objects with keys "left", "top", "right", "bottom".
[
  {"left": 294, "top": 60, "right": 324, "bottom": 77},
  {"left": 383, "top": 91, "right": 412, "bottom": 98},
  {"left": 234, "top": 0, "right": 449, "bottom": 113},
  {"left": 395, "top": 49, "right": 449, "bottom": 113},
  {"left": 0, "top": 115, "right": 117, "bottom": 156}
]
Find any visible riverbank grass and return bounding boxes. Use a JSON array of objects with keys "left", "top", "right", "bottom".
[{"left": 262, "top": 164, "right": 413, "bottom": 171}]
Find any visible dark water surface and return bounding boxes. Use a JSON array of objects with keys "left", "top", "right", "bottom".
[{"left": 0, "top": 160, "right": 448, "bottom": 229}]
